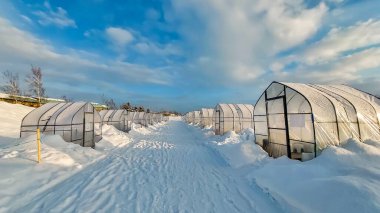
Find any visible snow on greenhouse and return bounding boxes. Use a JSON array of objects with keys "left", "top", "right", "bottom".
[
  {"left": 213, "top": 104, "right": 254, "bottom": 135},
  {"left": 20, "top": 102, "right": 102, "bottom": 147},
  {"left": 100, "top": 109, "right": 129, "bottom": 132},
  {"left": 253, "top": 81, "right": 380, "bottom": 160},
  {"left": 200, "top": 108, "right": 214, "bottom": 127}
]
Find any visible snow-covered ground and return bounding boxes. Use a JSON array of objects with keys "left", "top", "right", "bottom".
[
  {"left": 0, "top": 102, "right": 132, "bottom": 212},
  {"left": 199, "top": 125, "right": 380, "bottom": 212},
  {"left": 0, "top": 102, "right": 380, "bottom": 212}
]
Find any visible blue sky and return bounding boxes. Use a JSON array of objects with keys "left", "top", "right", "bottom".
[{"left": 0, "top": 0, "right": 379, "bottom": 112}]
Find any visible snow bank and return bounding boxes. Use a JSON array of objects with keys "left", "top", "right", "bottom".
[
  {"left": 196, "top": 123, "right": 380, "bottom": 212},
  {"left": 96, "top": 124, "right": 132, "bottom": 152},
  {"left": 0, "top": 102, "right": 33, "bottom": 148},
  {"left": 0, "top": 102, "right": 135, "bottom": 211},
  {"left": 0, "top": 134, "right": 104, "bottom": 211},
  {"left": 251, "top": 139, "right": 380, "bottom": 212},
  {"left": 203, "top": 128, "right": 269, "bottom": 168}
]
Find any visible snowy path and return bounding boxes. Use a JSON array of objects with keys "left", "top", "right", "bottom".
[{"left": 16, "top": 121, "right": 280, "bottom": 212}]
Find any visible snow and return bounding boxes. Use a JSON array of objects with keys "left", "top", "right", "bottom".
[
  {"left": 195, "top": 124, "right": 380, "bottom": 212},
  {"left": 203, "top": 128, "right": 269, "bottom": 168},
  {"left": 252, "top": 139, "right": 380, "bottom": 212},
  {"left": 0, "top": 102, "right": 33, "bottom": 148},
  {"left": 1, "top": 102, "right": 380, "bottom": 212},
  {"left": 0, "top": 103, "right": 132, "bottom": 212}
]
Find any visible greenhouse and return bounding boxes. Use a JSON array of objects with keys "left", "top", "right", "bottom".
[
  {"left": 133, "top": 111, "right": 146, "bottom": 127},
  {"left": 186, "top": 112, "right": 194, "bottom": 123},
  {"left": 213, "top": 104, "right": 240, "bottom": 135},
  {"left": 193, "top": 111, "right": 201, "bottom": 124},
  {"left": 254, "top": 81, "right": 380, "bottom": 160},
  {"left": 152, "top": 113, "right": 163, "bottom": 123},
  {"left": 20, "top": 102, "right": 102, "bottom": 148},
  {"left": 144, "top": 113, "right": 153, "bottom": 126},
  {"left": 127, "top": 111, "right": 136, "bottom": 128},
  {"left": 100, "top": 109, "right": 128, "bottom": 132},
  {"left": 234, "top": 104, "right": 254, "bottom": 132},
  {"left": 200, "top": 108, "right": 214, "bottom": 127}
]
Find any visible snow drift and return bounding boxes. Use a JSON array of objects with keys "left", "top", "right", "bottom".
[
  {"left": 252, "top": 138, "right": 380, "bottom": 212},
  {"left": 193, "top": 122, "right": 380, "bottom": 212}
]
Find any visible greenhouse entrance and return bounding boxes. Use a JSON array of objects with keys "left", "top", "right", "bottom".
[
  {"left": 265, "top": 94, "right": 290, "bottom": 158},
  {"left": 214, "top": 109, "right": 221, "bottom": 135},
  {"left": 84, "top": 111, "right": 94, "bottom": 147}
]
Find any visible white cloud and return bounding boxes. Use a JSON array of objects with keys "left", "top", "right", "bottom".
[
  {"left": 105, "top": 27, "right": 134, "bottom": 48},
  {"left": 134, "top": 42, "right": 181, "bottom": 56},
  {"left": 0, "top": 17, "right": 173, "bottom": 98},
  {"left": 168, "top": 0, "right": 327, "bottom": 82},
  {"left": 270, "top": 18, "right": 380, "bottom": 84},
  {"left": 33, "top": 2, "right": 76, "bottom": 28},
  {"left": 304, "top": 19, "right": 380, "bottom": 64}
]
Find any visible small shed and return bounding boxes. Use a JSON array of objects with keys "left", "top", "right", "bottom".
[{"left": 20, "top": 102, "right": 102, "bottom": 148}]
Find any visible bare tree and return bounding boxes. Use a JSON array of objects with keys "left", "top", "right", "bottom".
[
  {"left": 26, "top": 66, "right": 45, "bottom": 104},
  {"left": 101, "top": 95, "right": 117, "bottom": 109},
  {"left": 1, "top": 70, "right": 21, "bottom": 102},
  {"left": 120, "top": 102, "right": 132, "bottom": 110},
  {"left": 61, "top": 95, "right": 72, "bottom": 102}
]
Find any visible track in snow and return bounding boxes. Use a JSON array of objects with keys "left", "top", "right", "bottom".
[{"left": 16, "top": 121, "right": 280, "bottom": 212}]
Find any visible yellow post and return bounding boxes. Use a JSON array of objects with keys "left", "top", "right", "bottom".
[{"left": 37, "top": 128, "right": 41, "bottom": 163}]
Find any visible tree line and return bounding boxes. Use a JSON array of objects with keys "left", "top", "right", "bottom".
[
  {"left": 1, "top": 66, "right": 46, "bottom": 104},
  {"left": 1, "top": 66, "right": 180, "bottom": 114}
]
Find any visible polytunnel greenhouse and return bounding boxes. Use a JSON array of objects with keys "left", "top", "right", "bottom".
[
  {"left": 133, "top": 111, "right": 146, "bottom": 127},
  {"left": 152, "top": 113, "right": 163, "bottom": 123},
  {"left": 254, "top": 81, "right": 380, "bottom": 160},
  {"left": 213, "top": 104, "right": 254, "bottom": 135},
  {"left": 193, "top": 111, "right": 201, "bottom": 124},
  {"left": 234, "top": 104, "right": 254, "bottom": 131},
  {"left": 20, "top": 102, "right": 102, "bottom": 148},
  {"left": 100, "top": 109, "right": 128, "bottom": 132},
  {"left": 213, "top": 104, "right": 239, "bottom": 135},
  {"left": 144, "top": 113, "right": 153, "bottom": 126},
  {"left": 186, "top": 111, "right": 194, "bottom": 123},
  {"left": 200, "top": 108, "right": 214, "bottom": 127},
  {"left": 127, "top": 111, "right": 136, "bottom": 127}
]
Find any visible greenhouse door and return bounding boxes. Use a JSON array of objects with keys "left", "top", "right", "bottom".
[
  {"left": 215, "top": 110, "right": 221, "bottom": 135},
  {"left": 265, "top": 95, "right": 291, "bottom": 158},
  {"left": 84, "top": 112, "right": 94, "bottom": 147}
]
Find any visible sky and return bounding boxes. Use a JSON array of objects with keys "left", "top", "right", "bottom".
[{"left": 0, "top": 0, "right": 379, "bottom": 113}]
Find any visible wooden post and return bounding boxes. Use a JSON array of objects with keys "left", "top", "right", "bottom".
[{"left": 37, "top": 128, "right": 41, "bottom": 163}]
